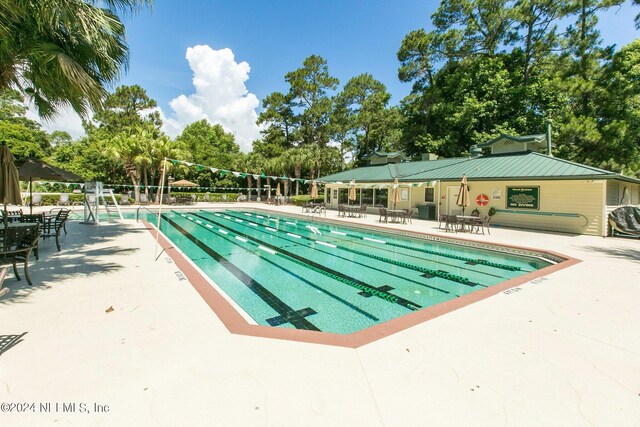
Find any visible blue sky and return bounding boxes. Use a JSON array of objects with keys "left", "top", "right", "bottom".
[{"left": 37, "top": 1, "right": 639, "bottom": 151}]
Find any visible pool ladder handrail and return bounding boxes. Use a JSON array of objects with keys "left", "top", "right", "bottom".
[
  {"left": 136, "top": 206, "right": 160, "bottom": 222},
  {"left": 307, "top": 205, "right": 326, "bottom": 218}
]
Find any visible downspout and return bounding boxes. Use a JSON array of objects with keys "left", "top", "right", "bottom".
[{"left": 546, "top": 119, "right": 553, "bottom": 157}]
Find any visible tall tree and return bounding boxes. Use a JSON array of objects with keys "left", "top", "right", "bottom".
[
  {"left": 335, "top": 74, "right": 394, "bottom": 163},
  {"left": 91, "top": 84, "right": 161, "bottom": 134},
  {"left": 0, "top": 0, "right": 152, "bottom": 119},
  {"left": 285, "top": 55, "right": 339, "bottom": 146}
]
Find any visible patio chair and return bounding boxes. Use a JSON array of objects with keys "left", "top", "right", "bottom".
[
  {"left": 404, "top": 208, "right": 414, "bottom": 224},
  {"left": 378, "top": 207, "right": 388, "bottom": 223},
  {"left": 57, "top": 193, "right": 70, "bottom": 206},
  {"left": 139, "top": 193, "right": 149, "bottom": 205},
  {"left": 438, "top": 213, "right": 447, "bottom": 229},
  {"left": 0, "top": 223, "right": 41, "bottom": 286},
  {"left": 119, "top": 194, "right": 130, "bottom": 206},
  {"left": 2, "top": 209, "right": 23, "bottom": 223},
  {"left": 444, "top": 215, "right": 460, "bottom": 232},
  {"left": 358, "top": 204, "right": 368, "bottom": 218},
  {"left": 204, "top": 192, "right": 211, "bottom": 202},
  {"left": 471, "top": 208, "right": 480, "bottom": 217},
  {"left": 337, "top": 204, "right": 346, "bottom": 218},
  {"left": 480, "top": 215, "right": 492, "bottom": 235},
  {"left": 19, "top": 213, "right": 45, "bottom": 260},
  {"left": 42, "top": 208, "right": 70, "bottom": 251},
  {"left": 190, "top": 194, "right": 197, "bottom": 204}
]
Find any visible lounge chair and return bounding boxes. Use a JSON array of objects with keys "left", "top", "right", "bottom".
[
  {"left": 119, "top": 194, "right": 130, "bottom": 205},
  {"left": 139, "top": 194, "right": 149, "bottom": 205},
  {"left": 57, "top": 193, "right": 70, "bottom": 206},
  {"left": 0, "top": 223, "right": 41, "bottom": 286},
  {"left": 204, "top": 192, "right": 211, "bottom": 202},
  {"left": 31, "top": 193, "right": 42, "bottom": 207}
]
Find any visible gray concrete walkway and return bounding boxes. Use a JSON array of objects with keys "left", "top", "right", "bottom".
[{"left": 0, "top": 203, "right": 638, "bottom": 426}]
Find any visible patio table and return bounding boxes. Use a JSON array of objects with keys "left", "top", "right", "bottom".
[
  {"left": 387, "top": 209, "right": 407, "bottom": 224},
  {"left": 456, "top": 215, "right": 480, "bottom": 232},
  {"left": 344, "top": 205, "right": 362, "bottom": 217}
]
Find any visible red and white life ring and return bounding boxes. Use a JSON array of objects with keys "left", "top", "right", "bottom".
[{"left": 476, "top": 194, "right": 489, "bottom": 206}]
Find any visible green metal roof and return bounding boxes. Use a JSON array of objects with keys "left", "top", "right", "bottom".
[{"left": 318, "top": 152, "right": 640, "bottom": 184}]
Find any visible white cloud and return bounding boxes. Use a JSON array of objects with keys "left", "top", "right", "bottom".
[
  {"left": 25, "top": 103, "right": 86, "bottom": 140},
  {"left": 162, "top": 44, "right": 261, "bottom": 152}
]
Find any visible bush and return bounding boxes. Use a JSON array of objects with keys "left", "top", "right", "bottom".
[
  {"left": 170, "top": 192, "right": 239, "bottom": 202},
  {"left": 288, "top": 195, "right": 325, "bottom": 206}
]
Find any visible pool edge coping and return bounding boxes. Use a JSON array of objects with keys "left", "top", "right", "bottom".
[{"left": 141, "top": 212, "right": 581, "bottom": 349}]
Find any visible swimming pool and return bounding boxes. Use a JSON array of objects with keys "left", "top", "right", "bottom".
[{"left": 152, "top": 209, "right": 558, "bottom": 336}]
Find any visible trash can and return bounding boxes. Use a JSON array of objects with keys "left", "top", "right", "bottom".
[{"left": 417, "top": 203, "right": 436, "bottom": 220}]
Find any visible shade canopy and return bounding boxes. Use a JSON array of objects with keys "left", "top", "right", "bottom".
[
  {"left": 348, "top": 179, "right": 357, "bottom": 203},
  {"left": 391, "top": 177, "right": 401, "bottom": 208},
  {"left": 169, "top": 179, "right": 197, "bottom": 187},
  {"left": 1, "top": 143, "right": 22, "bottom": 228},
  {"left": 456, "top": 175, "right": 470, "bottom": 214},
  {"left": 16, "top": 157, "right": 82, "bottom": 214},
  {"left": 310, "top": 181, "right": 318, "bottom": 199},
  {"left": 1, "top": 144, "right": 22, "bottom": 207},
  {"left": 17, "top": 157, "right": 82, "bottom": 182}
]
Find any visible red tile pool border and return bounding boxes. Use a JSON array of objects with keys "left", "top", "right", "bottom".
[{"left": 142, "top": 218, "right": 581, "bottom": 348}]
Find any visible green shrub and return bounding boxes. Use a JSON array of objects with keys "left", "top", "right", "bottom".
[{"left": 288, "top": 195, "right": 325, "bottom": 206}]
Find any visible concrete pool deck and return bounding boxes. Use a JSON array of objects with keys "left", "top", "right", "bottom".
[{"left": 0, "top": 203, "right": 639, "bottom": 426}]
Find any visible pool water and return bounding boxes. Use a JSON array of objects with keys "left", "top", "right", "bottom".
[{"left": 155, "top": 209, "right": 551, "bottom": 334}]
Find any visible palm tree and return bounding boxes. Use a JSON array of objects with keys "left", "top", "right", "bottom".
[
  {"left": 149, "top": 135, "right": 188, "bottom": 203},
  {"left": 0, "top": 0, "right": 152, "bottom": 119},
  {"left": 285, "top": 148, "right": 309, "bottom": 196},
  {"left": 105, "top": 131, "right": 144, "bottom": 202}
]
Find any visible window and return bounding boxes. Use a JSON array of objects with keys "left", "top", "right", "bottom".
[
  {"left": 425, "top": 187, "right": 435, "bottom": 203},
  {"left": 338, "top": 188, "right": 349, "bottom": 204},
  {"left": 375, "top": 188, "right": 388, "bottom": 207},
  {"left": 361, "top": 189, "right": 374, "bottom": 205}
]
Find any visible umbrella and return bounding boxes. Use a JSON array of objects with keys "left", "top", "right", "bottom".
[
  {"left": 456, "top": 175, "right": 470, "bottom": 215},
  {"left": 310, "top": 181, "right": 318, "bottom": 199},
  {"left": 348, "top": 179, "right": 357, "bottom": 205},
  {"left": 17, "top": 157, "right": 82, "bottom": 214},
  {"left": 1, "top": 142, "right": 22, "bottom": 229},
  {"left": 391, "top": 177, "right": 401, "bottom": 209},
  {"left": 169, "top": 179, "right": 197, "bottom": 187}
]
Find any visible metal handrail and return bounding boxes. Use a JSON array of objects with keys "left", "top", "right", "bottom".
[{"left": 136, "top": 206, "right": 159, "bottom": 222}]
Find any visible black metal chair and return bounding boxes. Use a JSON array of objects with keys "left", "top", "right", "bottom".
[
  {"left": 378, "top": 207, "right": 388, "bottom": 223},
  {"left": 42, "top": 209, "right": 70, "bottom": 251},
  {"left": 19, "top": 213, "right": 45, "bottom": 260},
  {"left": 0, "top": 223, "right": 41, "bottom": 286}
]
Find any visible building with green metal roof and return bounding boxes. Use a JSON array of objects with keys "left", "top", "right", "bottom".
[{"left": 318, "top": 141, "right": 640, "bottom": 237}]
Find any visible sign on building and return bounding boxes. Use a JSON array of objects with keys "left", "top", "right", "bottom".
[{"left": 506, "top": 186, "right": 539, "bottom": 209}]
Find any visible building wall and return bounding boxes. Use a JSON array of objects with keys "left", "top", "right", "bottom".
[
  {"left": 436, "top": 179, "right": 606, "bottom": 236},
  {"left": 324, "top": 179, "right": 614, "bottom": 236}
]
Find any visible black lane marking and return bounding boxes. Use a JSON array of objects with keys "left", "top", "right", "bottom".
[
  {"left": 202, "top": 211, "right": 450, "bottom": 294},
  {"left": 189, "top": 212, "right": 422, "bottom": 311},
  {"left": 171, "top": 214, "right": 381, "bottom": 322},
  {"left": 163, "top": 215, "right": 321, "bottom": 331},
  {"left": 266, "top": 308, "right": 317, "bottom": 326}
]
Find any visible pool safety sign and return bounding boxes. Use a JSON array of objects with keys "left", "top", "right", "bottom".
[{"left": 506, "top": 186, "right": 539, "bottom": 209}]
